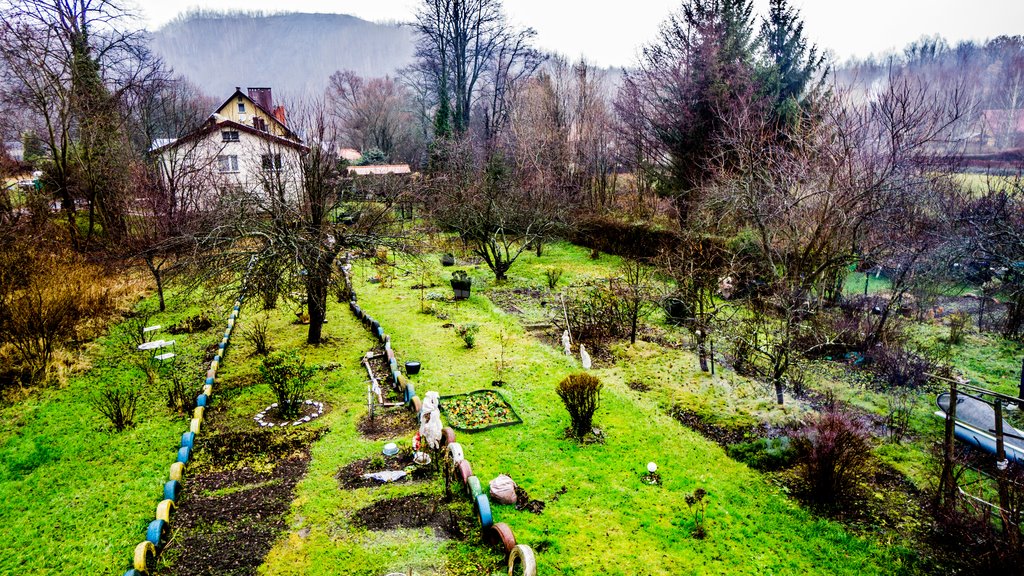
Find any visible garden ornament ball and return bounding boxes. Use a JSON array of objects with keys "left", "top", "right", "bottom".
[{"left": 648, "top": 462, "right": 657, "bottom": 473}]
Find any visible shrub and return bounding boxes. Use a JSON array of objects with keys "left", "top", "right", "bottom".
[
  {"left": 791, "top": 407, "right": 873, "bottom": 507},
  {"left": 947, "top": 311, "right": 969, "bottom": 344},
  {"left": 868, "top": 343, "right": 937, "bottom": 389},
  {"left": 564, "top": 283, "right": 630, "bottom": 344},
  {"left": 166, "top": 371, "right": 196, "bottom": 415},
  {"left": 0, "top": 247, "right": 119, "bottom": 383},
  {"left": 168, "top": 313, "right": 213, "bottom": 335},
  {"left": 456, "top": 323, "right": 479, "bottom": 348},
  {"left": 259, "top": 350, "right": 314, "bottom": 419},
  {"left": 91, "top": 383, "right": 139, "bottom": 432},
  {"left": 245, "top": 316, "right": 272, "bottom": 356},
  {"left": 726, "top": 437, "right": 796, "bottom": 471},
  {"left": 685, "top": 488, "right": 709, "bottom": 539},
  {"left": 544, "top": 267, "right": 564, "bottom": 290},
  {"left": 556, "top": 372, "right": 602, "bottom": 438}
]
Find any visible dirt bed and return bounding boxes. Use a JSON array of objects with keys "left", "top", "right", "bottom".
[
  {"left": 336, "top": 449, "right": 436, "bottom": 489},
  {"left": 156, "top": 428, "right": 323, "bottom": 576},
  {"left": 351, "top": 494, "right": 475, "bottom": 540},
  {"left": 356, "top": 406, "right": 417, "bottom": 440}
]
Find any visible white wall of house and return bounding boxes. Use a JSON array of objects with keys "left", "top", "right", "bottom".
[{"left": 158, "top": 125, "right": 303, "bottom": 208}]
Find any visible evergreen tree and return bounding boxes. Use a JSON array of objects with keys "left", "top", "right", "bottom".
[{"left": 757, "top": 0, "right": 826, "bottom": 131}]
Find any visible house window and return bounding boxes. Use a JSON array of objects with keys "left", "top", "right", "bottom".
[
  {"left": 253, "top": 117, "right": 268, "bottom": 132},
  {"left": 218, "top": 155, "right": 239, "bottom": 173},
  {"left": 261, "top": 154, "right": 282, "bottom": 172},
  {"left": 238, "top": 101, "right": 245, "bottom": 113},
  {"left": 221, "top": 130, "right": 239, "bottom": 142}
]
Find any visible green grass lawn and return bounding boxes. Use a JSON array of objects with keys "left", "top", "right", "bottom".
[
  {"left": 0, "top": 288, "right": 230, "bottom": 575},
  {"left": 4, "top": 239, "right": 988, "bottom": 575},
  {"left": 258, "top": 243, "right": 909, "bottom": 575}
]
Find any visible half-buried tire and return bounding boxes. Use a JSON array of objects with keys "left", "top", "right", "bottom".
[
  {"left": 467, "top": 475, "right": 483, "bottom": 499},
  {"left": 146, "top": 519, "right": 169, "bottom": 549},
  {"left": 441, "top": 427, "right": 456, "bottom": 447},
  {"left": 456, "top": 459, "right": 473, "bottom": 484},
  {"left": 474, "top": 493, "right": 494, "bottom": 529},
  {"left": 163, "top": 479, "right": 182, "bottom": 502},
  {"left": 156, "top": 499, "right": 175, "bottom": 522},
  {"left": 132, "top": 540, "right": 156, "bottom": 572},
  {"left": 488, "top": 522, "right": 517, "bottom": 554},
  {"left": 508, "top": 544, "right": 537, "bottom": 576}
]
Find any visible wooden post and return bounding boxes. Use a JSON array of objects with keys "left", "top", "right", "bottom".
[
  {"left": 1019, "top": 358, "right": 1024, "bottom": 410},
  {"left": 937, "top": 378, "right": 959, "bottom": 508}
]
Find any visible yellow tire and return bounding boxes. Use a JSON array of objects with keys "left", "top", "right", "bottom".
[
  {"left": 203, "top": 384, "right": 213, "bottom": 396},
  {"left": 193, "top": 406, "right": 204, "bottom": 421},
  {"left": 411, "top": 395, "right": 422, "bottom": 414},
  {"left": 133, "top": 540, "right": 156, "bottom": 572},
  {"left": 210, "top": 360, "right": 219, "bottom": 371},
  {"left": 156, "top": 499, "right": 174, "bottom": 523},
  {"left": 169, "top": 462, "right": 184, "bottom": 481},
  {"left": 189, "top": 418, "right": 201, "bottom": 434},
  {"left": 508, "top": 544, "right": 537, "bottom": 576}
]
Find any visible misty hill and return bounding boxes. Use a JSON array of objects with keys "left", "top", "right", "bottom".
[{"left": 150, "top": 12, "right": 416, "bottom": 99}]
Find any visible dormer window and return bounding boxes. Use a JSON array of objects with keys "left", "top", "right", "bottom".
[{"left": 221, "top": 130, "right": 239, "bottom": 142}]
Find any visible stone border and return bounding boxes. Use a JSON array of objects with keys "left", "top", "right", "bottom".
[{"left": 254, "top": 400, "right": 325, "bottom": 427}]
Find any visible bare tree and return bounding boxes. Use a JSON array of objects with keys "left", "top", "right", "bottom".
[
  {"left": 328, "top": 70, "right": 422, "bottom": 162},
  {"left": 0, "top": 0, "right": 158, "bottom": 247},
  {"left": 412, "top": 0, "right": 541, "bottom": 139}
]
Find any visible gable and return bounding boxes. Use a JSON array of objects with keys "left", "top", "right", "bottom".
[{"left": 214, "top": 89, "right": 296, "bottom": 141}]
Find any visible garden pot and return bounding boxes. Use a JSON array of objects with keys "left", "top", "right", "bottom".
[
  {"left": 441, "top": 253, "right": 455, "bottom": 266},
  {"left": 451, "top": 280, "right": 471, "bottom": 300},
  {"left": 406, "top": 361, "right": 421, "bottom": 375}
]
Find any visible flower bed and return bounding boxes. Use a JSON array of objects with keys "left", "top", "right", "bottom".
[{"left": 440, "top": 390, "right": 522, "bottom": 431}]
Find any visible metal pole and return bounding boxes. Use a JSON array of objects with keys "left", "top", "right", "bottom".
[
  {"left": 995, "top": 400, "right": 1017, "bottom": 547},
  {"left": 938, "top": 378, "right": 959, "bottom": 508}
]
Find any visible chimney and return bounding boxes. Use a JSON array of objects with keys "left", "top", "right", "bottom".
[
  {"left": 247, "top": 87, "right": 273, "bottom": 112},
  {"left": 273, "top": 105, "right": 287, "bottom": 126}
]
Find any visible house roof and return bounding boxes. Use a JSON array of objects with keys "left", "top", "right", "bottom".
[
  {"left": 338, "top": 147, "right": 362, "bottom": 161},
  {"left": 347, "top": 164, "right": 412, "bottom": 176},
  {"left": 214, "top": 88, "right": 300, "bottom": 141},
  {"left": 150, "top": 119, "right": 309, "bottom": 155}
]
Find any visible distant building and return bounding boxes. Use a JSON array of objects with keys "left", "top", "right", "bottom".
[
  {"left": 338, "top": 147, "right": 363, "bottom": 163},
  {"left": 346, "top": 164, "right": 412, "bottom": 176},
  {"left": 151, "top": 87, "right": 307, "bottom": 205},
  {"left": 979, "top": 109, "right": 1024, "bottom": 150}
]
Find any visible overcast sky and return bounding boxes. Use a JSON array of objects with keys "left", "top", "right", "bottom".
[{"left": 138, "top": 0, "right": 1024, "bottom": 68}]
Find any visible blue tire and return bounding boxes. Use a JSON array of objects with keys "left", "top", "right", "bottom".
[
  {"left": 163, "top": 480, "right": 181, "bottom": 501},
  {"left": 214, "top": 354, "right": 221, "bottom": 363},
  {"left": 218, "top": 342, "right": 226, "bottom": 350},
  {"left": 405, "top": 382, "right": 415, "bottom": 403},
  {"left": 181, "top": 432, "right": 195, "bottom": 449},
  {"left": 176, "top": 446, "right": 191, "bottom": 464},
  {"left": 196, "top": 394, "right": 208, "bottom": 408},
  {"left": 474, "top": 494, "right": 494, "bottom": 529},
  {"left": 377, "top": 327, "right": 385, "bottom": 340},
  {"left": 145, "top": 519, "right": 168, "bottom": 549},
  {"left": 205, "top": 377, "right": 214, "bottom": 385},
  {"left": 124, "top": 570, "right": 141, "bottom": 576}
]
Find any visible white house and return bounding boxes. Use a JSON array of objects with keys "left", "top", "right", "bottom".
[{"left": 152, "top": 87, "right": 307, "bottom": 207}]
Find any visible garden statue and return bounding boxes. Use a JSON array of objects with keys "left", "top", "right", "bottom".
[
  {"left": 562, "top": 330, "right": 571, "bottom": 356},
  {"left": 580, "top": 344, "right": 592, "bottom": 370},
  {"left": 422, "top": 390, "right": 440, "bottom": 415},
  {"left": 420, "top": 398, "right": 443, "bottom": 451}
]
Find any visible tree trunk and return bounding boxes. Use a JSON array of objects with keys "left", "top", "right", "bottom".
[
  {"left": 144, "top": 256, "right": 166, "bottom": 312},
  {"left": 774, "top": 378, "right": 785, "bottom": 405}
]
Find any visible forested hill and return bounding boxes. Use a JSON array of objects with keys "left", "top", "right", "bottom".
[{"left": 150, "top": 12, "right": 416, "bottom": 98}]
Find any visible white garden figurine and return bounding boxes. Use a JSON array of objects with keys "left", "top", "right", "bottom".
[
  {"left": 580, "top": 344, "right": 592, "bottom": 370},
  {"left": 562, "top": 330, "right": 572, "bottom": 356},
  {"left": 419, "top": 397, "right": 443, "bottom": 451},
  {"left": 421, "top": 390, "right": 440, "bottom": 415}
]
